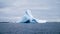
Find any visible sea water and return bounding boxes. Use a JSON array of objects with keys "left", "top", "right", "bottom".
[{"left": 0, "top": 22, "right": 60, "bottom": 34}]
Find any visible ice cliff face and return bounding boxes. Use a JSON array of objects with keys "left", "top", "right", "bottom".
[{"left": 17, "top": 9, "right": 46, "bottom": 23}]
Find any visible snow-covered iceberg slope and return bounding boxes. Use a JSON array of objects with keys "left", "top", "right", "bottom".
[{"left": 17, "top": 9, "right": 47, "bottom": 23}]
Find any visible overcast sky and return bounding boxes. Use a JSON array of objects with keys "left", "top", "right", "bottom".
[{"left": 0, "top": 0, "right": 60, "bottom": 22}]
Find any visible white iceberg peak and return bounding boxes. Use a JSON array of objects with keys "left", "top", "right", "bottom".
[
  {"left": 25, "top": 9, "right": 33, "bottom": 18},
  {"left": 16, "top": 9, "right": 47, "bottom": 23}
]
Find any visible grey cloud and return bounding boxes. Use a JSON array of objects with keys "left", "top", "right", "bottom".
[{"left": 0, "top": 0, "right": 60, "bottom": 22}]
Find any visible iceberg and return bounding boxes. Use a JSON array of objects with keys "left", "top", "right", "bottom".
[{"left": 17, "top": 9, "right": 47, "bottom": 23}]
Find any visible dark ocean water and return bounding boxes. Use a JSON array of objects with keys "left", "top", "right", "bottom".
[{"left": 0, "top": 22, "right": 60, "bottom": 34}]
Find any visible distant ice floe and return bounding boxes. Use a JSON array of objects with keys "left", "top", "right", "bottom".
[{"left": 16, "top": 9, "right": 47, "bottom": 23}]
